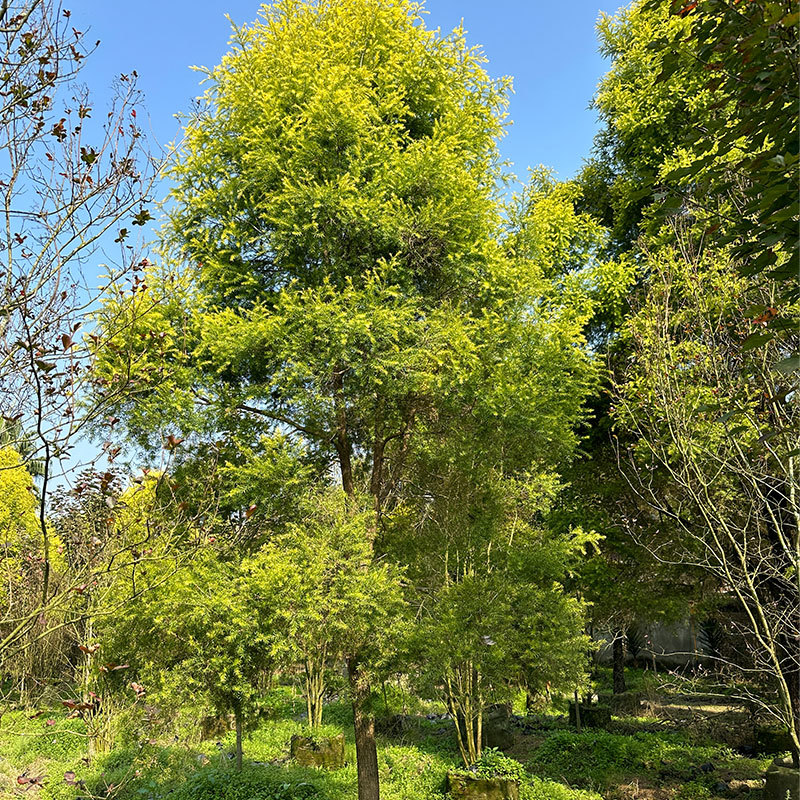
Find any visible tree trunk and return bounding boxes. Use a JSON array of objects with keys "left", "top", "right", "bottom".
[
  {"left": 234, "top": 708, "right": 243, "bottom": 771},
  {"left": 334, "top": 372, "right": 380, "bottom": 797},
  {"left": 305, "top": 671, "right": 313, "bottom": 729},
  {"left": 445, "top": 677, "right": 470, "bottom": 768},
  {"left": 777, "top": 633, "right": 800, "bottom": 767},
  {"left": 305, "top": 656, "right": 326, "bottom": 728},
  {"left": 474, "top": 664, "right": 482, "bottom": 762},
  {"left": 525, "top": 690, "right": 535, "bottom": 715},
  {"left": 348, "top": 657, "right": 380, "bottom": 800},
  {"left": 573, "top": 689, "right": 582, "bottom": 733},
  {"left": 612, "top": 631, "right": 626, "bottom": 695},
  {"left": 332, "top": 369, "right": 355, "bottom": 498}
]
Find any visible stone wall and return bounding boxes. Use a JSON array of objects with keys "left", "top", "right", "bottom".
[{"left": 593, "top": 621, "right": 704, "bottom": 668}]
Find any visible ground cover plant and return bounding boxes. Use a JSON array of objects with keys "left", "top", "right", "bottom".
[{"left": 0, "top": 677, "right": 781, "bottom": 798}]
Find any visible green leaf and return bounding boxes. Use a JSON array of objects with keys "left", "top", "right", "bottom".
[
  {"left": 773, "top": 355, "right": 800, "bottom": 374},
  {"left": 741, "top": 331, "right": 773, "bottom": 351},
  {"left": 727, "top": 425, "right": 749, "bottom": 438},
  {"left": 131, "top": 208, "right": 153, "bottom": 226}
]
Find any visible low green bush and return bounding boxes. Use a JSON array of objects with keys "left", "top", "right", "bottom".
[
  {"left": 380, "top": 744, "right": 453, "bottom": 799},
  {"left": 167, "top": 767, "right": 321, "bottom": 800},
  {"left": 11, "top": 716, "right": 86, "bottom": 761},
  {"left": 521, "top": 777, "right": 603, "bottom": 800},
  {"left": 452, "top": 748, "right": 526, "bottom": 781},
  {"left": 674, "top": 782, "right": 712, "bottom": 800},
  {"left": 526, "top": 728, "right": 758, "bottom": 788}
]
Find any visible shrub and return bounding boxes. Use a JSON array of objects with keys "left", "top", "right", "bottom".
[
  {"left": 167, "top": 767, "right": 321, "bottom": 800},
  {"left": 527, "top": 728, "right": 743, "bottom": 788},
  {"left": 521, "top": 778, "right": 603, "bottom": 800},
  {"left": 380, "top": 745, "right": 454, "bottom": 799},
  {"left": 453, "top": 748, "right": 526, "bottom": 781},
  {"left": 675, "top": 782, "right": 712, "bottom": 800},
  {"left": 12, "top": 716, "right": 86, "bottom": 761}
]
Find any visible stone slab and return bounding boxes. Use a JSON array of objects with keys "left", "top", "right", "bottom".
[
  {"left": 290, "top": 733, "right": 346, "bottom": 769},
  {"left": 447, "top": 774, "right": 520, "bottom": 800},
  {"left": 764, "top": 756, "right": 799, "bottom": 800}
]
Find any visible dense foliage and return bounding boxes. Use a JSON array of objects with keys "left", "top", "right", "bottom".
[{"left": 1, "top": 0, "right": 797, "bottom": 797}]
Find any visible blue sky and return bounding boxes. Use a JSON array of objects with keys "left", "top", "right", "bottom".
[{"left": 70, "top": 0, "right": 624, "bottom": 185}]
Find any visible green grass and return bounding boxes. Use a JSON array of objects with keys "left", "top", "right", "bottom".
[
  {"left": 525, "top": 727, "right": 771, "bottom": 792},
  {"left": 0, "top": 686, "right": 774, "bottom": 800}
]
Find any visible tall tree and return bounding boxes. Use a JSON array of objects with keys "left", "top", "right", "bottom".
[
  {"left": 101, "top": 1, "right": 513, "bottom": 795},
  {"left": 614, "top": 249, "right": 800, "bottom": 763},
  {"left": 577, "top": 0, "right": 800, "bottom": 761},
  {"left": 0, "top": 0, "right": 156, "bottom": 671},
  {"left": 643, "top": 0, "right": 799, "bottom": 296},
  {"left": 96, "top": 3, "right": 621, "bottom": 791},
  {"left": 92, "top": 0, "right": 620, "bottom": 800},
  {"left": 580, "top": 0, "right": 798, "bottom": 357}
]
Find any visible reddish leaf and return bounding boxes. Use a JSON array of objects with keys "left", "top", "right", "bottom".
[
  {"left": 18, "top": 774, "right": 45, "bottom": 786},
  {"left": 165, "top": 434, "right": 184, "bottom": 450},
  {"left": 753, "top": 307, "right": 778, "bottom": 325}
]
